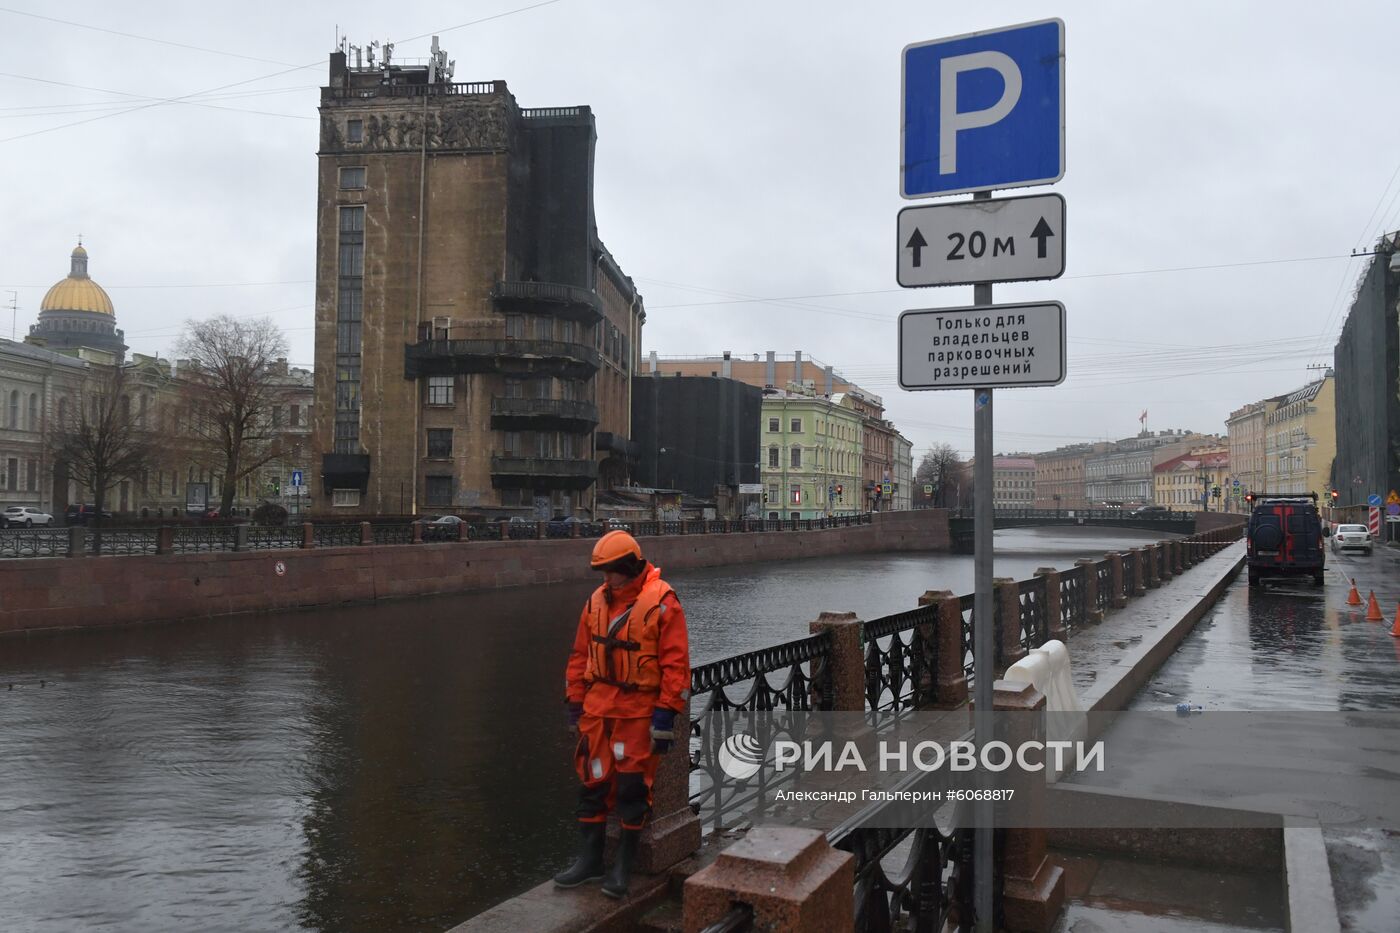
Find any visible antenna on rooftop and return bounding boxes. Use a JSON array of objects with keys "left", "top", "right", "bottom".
[{"left": 6, "top": 291, "right": 17, "bottom": 341}]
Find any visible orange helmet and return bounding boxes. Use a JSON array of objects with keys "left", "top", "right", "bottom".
[{"left": 591, "top": 529, "right": 643, "bottom": 569}]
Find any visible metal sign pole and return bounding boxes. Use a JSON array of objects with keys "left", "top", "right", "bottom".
[{"left": 971, "top": 192, "right": 995, "bottom": 933}]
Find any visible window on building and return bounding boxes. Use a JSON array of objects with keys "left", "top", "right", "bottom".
[
  {"left": 561, "top": 320, "right": 576, "bottom": 344},
  {"left": 536, "top": 432, "right": 554, "bottom": 458},
  {"left": 768, "top": 417, "right": 780, "bottom": 433},
  {"left": 534, "top": 377, "right": 552, "bottom": 399},
  {"left": 290, "top": 404, "right": 300, "bottom": 427},
  {"left": 335, "top": 205, "right": 365, "bottom": 454},
  {"left": 332, "top": 489, "right": 360, "bottom": 508},
  {"left": 790, "top": 418, "right": 802, "bottom": 433},
  {"left": 339, "top": 166, "right": 366, "bottom": 189},
  {"left": 505, "top": 315, "right": 525, "bottom": 338},
  {"left": 425, "top": 475, "right": 453, "bottom": 508},
  {"left": 790, "top": 485, "right": 801, "bottom": 505},
  {"left": 534, "top": 316, "right": 553, "bottom": 340},
  {"left": 503, "top": 432, "right": 520, "bottom": 456},
  {"left": 768, "top": 446, "right": 779, "bottom": 469},
  {"left": 790, "top": 447, "right": 802, "bottom": 469},
  {"left": 26, "top": 460, "right": 36, "bottom": 492},
  {"left": 427, "top": 429, "right": 453, "bottom": 458},
  {"left": 560, "top": 433, "right": 576, "bottom": 458},
  {"left": 4, "top": 458, "right": 15, "bottom": 491},
  {"left": 346, "top": 119, "right": 363, "bottom": 143},
  {"left": 28, "top": 394, "right": 38, "bottom": 430},
  {"left": 427, "top": 376, "right": 454, "bottom": 406},
  {"left": 766, "top": 483, "right": 779, "bottom": 504},
  {"left": 272, "top": 406, "right": 283, "bottom": 428},
  {"left": 504, "top": 378, "right": 523, "bottom": 399},
  {"left": 8, "top": 390, "right": 17, "bottom": 428}
]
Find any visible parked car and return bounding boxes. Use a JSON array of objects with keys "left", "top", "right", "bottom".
[
  {"left": 419, "top": 514, "right": 463, "bottom": 541},
  {"left": 1330, "top": 523, "right": 1373, "bottom": 555},
  {"left": 546, "top": 515, "right": 589, "bottom": 538},
  {"left": 1247, "top": 495, "right": 1325, "bottom": 586},
  {"left": 1132, "top": 504, "right": 1169, "bottom": 515},
  {"left": 63, "top": 504, "right": 113, "bottom": 525},
  {"left": 2, "top": 506, "right": 54, "bottom": 528}
]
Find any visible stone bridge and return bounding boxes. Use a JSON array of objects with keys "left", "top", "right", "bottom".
[{"left": 946, "top": 508, "right": 1222, "bottom": 552}]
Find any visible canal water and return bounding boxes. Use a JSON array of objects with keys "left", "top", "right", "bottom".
[{"left": 0, "top": 527, "right": 1168, "bottom": 932}]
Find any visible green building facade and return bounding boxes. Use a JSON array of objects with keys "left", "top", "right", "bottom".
[{"left": 759, "top": 391, "right": 864, "bottom": 519}]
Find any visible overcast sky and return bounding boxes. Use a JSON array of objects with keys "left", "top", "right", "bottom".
[{"left": 4, "top": 1, "right": 1398, "bottom": 459}]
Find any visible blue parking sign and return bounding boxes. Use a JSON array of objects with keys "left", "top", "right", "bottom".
[{"left": 902, "top": 19, "right": 1064, "bottom": 198}]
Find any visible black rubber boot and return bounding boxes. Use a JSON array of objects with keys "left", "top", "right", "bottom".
[
  {"left": 553, "top": 823, "right": 606, "bottom": 888},
  {"left": 601, "top": 827, "right": 641, "bottom": 899}
]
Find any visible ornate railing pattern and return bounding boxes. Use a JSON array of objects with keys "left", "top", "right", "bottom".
[
  {"left": 172, "top": 527, "right": 237, "bottom": 553},
  {"left": 312, "top": 524, "right": 362, "bottom": 548},
  {"left": 1017, "top": 576, "right": 1048, "bottom": 652},
  {"left": 831, "top": 822, "right": 969, "bottom": 933},
  {"left": 372, "top": 524, "right": 414, "bottom": 546},
  {"left": 689, "top": 633, "right": 833, "bottom": 829},
  {"left": 1120, "top": 551, "right": 1137, "bottom": 598},
  {"left": 1095, "top": 559, "right": 1113, "bottom": 612},
  {"left": 85, "top": 529, "right": 159, "bottom": 556},
  {"left": 0, "top": 527, "right": 68, "bottom": 559},
  {"left": 863, "top": 605, "right": 938, "bottom": 712},
  {"left": 1058, "top": 565, "right": 1085, "bottom": 637},
  {"left": 958, "top": 593, "right": 976, "bottom": 681},
  {"left": 247, "top": 528, "right": 301, "bottom": 550}
]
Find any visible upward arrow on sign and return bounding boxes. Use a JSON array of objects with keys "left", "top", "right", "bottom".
[
  {"left": 1030, "top": 216, "right": 1055, "bottom": 258},
  {"left": 906, "top": 228, "right": 927, "bottom": 267}
]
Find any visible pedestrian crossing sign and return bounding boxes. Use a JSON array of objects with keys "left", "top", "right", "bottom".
[{"left": 1389, "top": 490, "right": 1400, "bottom": 506}]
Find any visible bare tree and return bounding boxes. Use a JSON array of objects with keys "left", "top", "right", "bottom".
[
  {"left": 175, "top": 316, "right": 290, "bottom": 515},
  {"left": 49, "top": 363, "right": 159, "bottom": 528},
  {"left": 916, "top": 442, "right": 964, "bottom": 508}
]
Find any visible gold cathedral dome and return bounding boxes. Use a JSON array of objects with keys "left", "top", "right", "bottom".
[{"left": 40, "top": 242, "right": 115, "bottom": 315}]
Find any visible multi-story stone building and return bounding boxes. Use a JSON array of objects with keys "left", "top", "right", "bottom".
[
  {"left": 630, "top": 374, "right": 761, "bottom": 517},
  {"left": 759, "top": 389, "right": 863, "bottom": 519},
  {"left": 1084, "top": 430, "right": 1214, "bottom": 507},
  {"left": 894, "top": 435, "right": 913, "bottom": 512},
  {"left": 0, "top": 338, "right": 88, "bottom": 513},
  {"left": 1226, "top": 399, "right": 1279, "bottom": 501},
  {"left": 1033, "top": 442, "right": 1109, "bottom": 509},
  {"left": 1332, "top": 233, "right": 1400, "bottom": 513},
  {"left": 313, "top": 43, "right": 643, "bottom": 517},
  {"left": 1153, "top": 450, "right": 1231, "bottom": 511},
  {"left": 993, "top": 457, "right": 1036, "bottom": 508},
  {"left": 648, "top": 351, "right": 901, "bottom": 512},
  {"left": 1264, "top": 374, "right": 1336, "bottom": 501}
]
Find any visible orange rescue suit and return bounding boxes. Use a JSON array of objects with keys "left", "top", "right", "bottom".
[{"left": 566, "top": 564, "right": 689, "bottom": 719}]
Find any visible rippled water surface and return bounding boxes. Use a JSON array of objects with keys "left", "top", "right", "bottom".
[{"left": 0, "top": 527, "right": 1168, "bottom": 932}]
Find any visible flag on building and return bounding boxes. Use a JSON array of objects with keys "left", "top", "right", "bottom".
[{"left": 1139, "top": 409, "right": 1148, "bottom": 425}]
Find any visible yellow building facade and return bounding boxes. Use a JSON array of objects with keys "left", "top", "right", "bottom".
[{"left": 1264, "top": 375, "right": 1336, "bottom": 500}]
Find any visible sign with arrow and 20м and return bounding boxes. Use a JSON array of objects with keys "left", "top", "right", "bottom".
[{"left": 897, "top": 193, "right": 1064, "bottom": 287}]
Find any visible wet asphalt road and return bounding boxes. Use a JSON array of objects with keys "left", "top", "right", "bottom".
[{"left": 1124, "top": 542, "right": 1400, "bottom": 932}]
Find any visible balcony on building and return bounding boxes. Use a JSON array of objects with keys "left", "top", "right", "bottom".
[
  {"left": 490, "top": 455, "right": 599, "bottom": 490},
  {"left": 404, "top": 326, "right": 601, "bottom": 380},
  {"left": 491, "top": 280, "right": 604, "bottom": 325},
  {"left": 490, "top": 397, "right": 599, "bottom": 433},
  {"left": 595, "top": 431, "right": 640, "bottom": 459}
]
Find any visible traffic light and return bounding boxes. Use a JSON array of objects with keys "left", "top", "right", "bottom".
[
  {"left": 1330, "top": 489, "right": 1340, "bottom": 502},
  {"left": 1244, "top": 492, "right": 1254, "bottom": 504},
  {"left": 1212, "top": 485, "right": 1221, "bottom": 498},
  {"left": 836, "top": 484, "right": 843, "bottom": 500}
]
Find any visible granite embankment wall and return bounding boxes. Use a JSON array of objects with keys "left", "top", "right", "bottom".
[{"left": 0, "top": 511, "right": 949, "bottom": 636}]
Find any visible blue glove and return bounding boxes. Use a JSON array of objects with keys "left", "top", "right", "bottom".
[
  {"left": 651, "top": 707, "right": 678, "bottom": 754},
  {"left": 566, "top": 702, "right": 583, "bottom": 732}
]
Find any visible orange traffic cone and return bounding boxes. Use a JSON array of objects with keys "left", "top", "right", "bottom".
[
  {"left": 1366, "top": 591, "right": 1384, "bottom": 622},
  {"left": 1347, "top": 579, "right": 1362, "bottom": 606},
  {"left": 1391, "top": 603, "right": 1400, "bottom": 638}
]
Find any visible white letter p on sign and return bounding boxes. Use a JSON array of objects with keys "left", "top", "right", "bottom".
[{"left": 938, "top": 51, "right": 1022, "bottom": 175}]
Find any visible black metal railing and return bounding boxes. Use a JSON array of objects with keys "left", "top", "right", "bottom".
[
  {"left": 1058, "top": 565, "right": 1085, "bottom": 636},
  {"left": 1016, "top": 576, "right": 1048, "bottom": 652},
  {"left": 247, "top": 528, "right": 301, "bottom": 550},
  {"left": 1095, "top": 559, "right": 1113, "bottom": 612},
  {"left": 172, "top": 527, "right": 237, "bottom": 553},
  {"left": 1120, "top": 551, "right": 1137, "bottom": 598},
  {"left": 312, "top": 524, "right": 362, "bottom": 548},
  {"left": 372, "top": 524, "right": 414, "bottom": 546},
  {"left": 830, "top": 814, "right": 969, "bottom": 933},
  {"left": 85, "top": 528, "right": 159, "bottom": 557},
  {"left": 863, "top": 605, "right": 938, "bottom": 712},
  {"left": 688, "top": 632, "right": 833, "bottom": 829},
  {"left": 0, "top": 527, "right": 68, "bottom": 559}
]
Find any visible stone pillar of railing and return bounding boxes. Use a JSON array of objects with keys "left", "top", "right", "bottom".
[
  {"left": 301, "top": 522, "right": 315, "bottom": 549},
  {"left": 1156, "top": 541, "right": 1173, "bottom": 582},
  {"left": 1107, "top": 553, "right": 1127, "bottom": 608},
  {"left": 994, "top": 577, "right": 1026, "bottom": 676},
  {"left": 809, "top": 611, "right": 865, "bottom": 712},
  {"left": 682, "top": 826, "right": 853, "bottom": 933},
  {"left": 1130, "top": 548, "right": 1147, "bottom": 596},
  {"left": 742, "top": 518, "right": 752, "bottom": 533},
  {"left": 156, "top": 526, "right": 175, "bottom": 555},
  {"left": 1172, "top": 539, "right": 1184, "bottom": 573},
  {"left": 618, "top": 708, "right": 702, "bottom": 876},
  {"left": 1034, "top": 567, "right": 1065, "bottom": 642},
  {"left": 994, "top": 680, "right": 1066, "bottom": 933},
  {"left": 535, "top": 520, "right": 546, "bottom": 540},
  {"left": 66, "top": 525, "right": 86, "bottom": 558},
  {"left": 359, "top": 521, "right": 373, "bottom": 546},
  {"left": 234, "top": 524, "right": 249, "bottom": 552},
  {"left": 918, "top": 590, "right": 967, "bottom": 708},
  {"left": 1075, "top": 559, "right": 1103, "bottom": 624},
  {"left": 411, "top": 521, "right": 422, "bottom": 544},
  {"left": 569, "top": 520, "right": 580, "bottom": 538}
]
